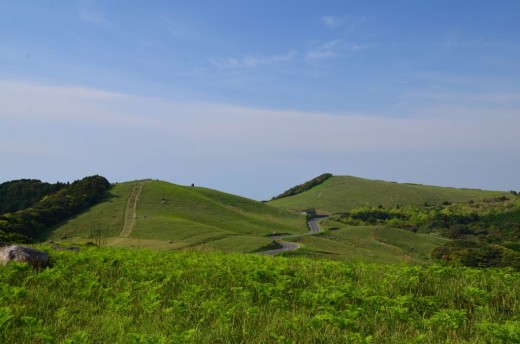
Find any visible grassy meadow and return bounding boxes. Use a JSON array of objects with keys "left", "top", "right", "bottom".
[
  {"left": 269, "top": 176, "right": 512, "bottom": 214},
  {"left": 51, "top": 180, "right": 306, "bottom": 253},
  {"left": 281, "top": 219, "right": 450, "bottom": 264},
  {"left": 1, "top": 247, "right": 519, "bottom": 343}
]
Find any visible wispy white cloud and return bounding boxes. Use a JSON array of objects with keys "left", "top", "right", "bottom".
[
  {"left": 321, "top": 15, "right": 367, "bottom": 31},
  {"left": 347, "top": 42, "right": 367, "bottom": 51},
  {"left": 0, "top": 81, "right": 128, "bottom": 124},
  {"left": 160, "top": 15, "right": 185, "bottom": 38},
  {"left": 321, "top": 16, "right": 345, "bottom": 28},
  {"left": 305, "top": 50, "right": 336, "bottom": 61},
  {"left": 398, "top": 72, "right": 520, "bottom": 115},
  {"left": 2, "top": 81, "right": 518, "bottom": 152},
  {"left": 305, "top": 40, "right": 341, "bottom": 61},
  {"left": 213, "top": 51, "right": 297, "bottom": 69},
  {"left": 160, "top": 14, "right": 201, "bottom": 41},
  {"left": 321, "top": 40, "right": 342, "bottom": 49},
  {"left": 305, "top": 39, "right": 368, "bottom": 61},
  {"left": 77, "top": 0, "right": 110, "bottom": 27},
  {"left": 439, "top": 31, "right": 463, "bottom": 53}
]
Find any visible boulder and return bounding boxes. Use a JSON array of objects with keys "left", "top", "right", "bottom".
[{"left": 0, "top": 245, "right": 49, "bottom": 268}]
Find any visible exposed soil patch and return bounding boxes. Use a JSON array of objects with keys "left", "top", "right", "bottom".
[{"left": 119, "top": 181, "right": 148, "bottom": 237}]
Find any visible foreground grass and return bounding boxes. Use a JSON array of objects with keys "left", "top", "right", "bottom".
[{"left": 1, "top": 247, "right": 519, "bottom": 343}]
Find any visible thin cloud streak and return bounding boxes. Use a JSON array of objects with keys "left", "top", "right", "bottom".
[
  {"left": 321, "top": 16, "right": 345, "bottom": 28},
  {"left": 213, "top": 51, "right": 297, "bottom": 69},
  {"left": 321, "top": 15, "right": 367, "bottom": 30},
  {"left": 305, "top": 39, "right": 366, "bottom": 61},
  {"left": 305, "top": 40, "right": 341, "bottom": 61},
  {"left": 77, "top": 0, "right": 110, "bottom": 27},
  {"left": 305, "top": 50, "right": 336, "bottom": 61},
  {"left": 2, "top": 81, "right": 518, "bottom": 152}
]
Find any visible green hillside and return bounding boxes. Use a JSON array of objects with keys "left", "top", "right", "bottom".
[
  {"left": 51, "top": 180, "right": 306, "bottom": 252},
  {"left": 282, "top": 219, "right": 449, "bottom": 264},
  {"left": 269, "top": 175, "right": 511, "bottom": 214}
]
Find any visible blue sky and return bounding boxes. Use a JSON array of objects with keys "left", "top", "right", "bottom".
[{"left": 1, "top": 1, "right": 519, "bottom": 200}]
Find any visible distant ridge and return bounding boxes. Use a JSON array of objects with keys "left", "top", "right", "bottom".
[
  {"left": 271, "top": 173, "right": 333, "bottom": 200},
  {"left": 269, "top": 175, "right": 511, "bottom": 214}
]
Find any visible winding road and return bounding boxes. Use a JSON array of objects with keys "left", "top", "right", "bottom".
[
  {"left": 259, "top": 217, "right": 325, "bottom": 256},
  {"left": 308, "top": 218, "right": 324, "bottom": 233}
]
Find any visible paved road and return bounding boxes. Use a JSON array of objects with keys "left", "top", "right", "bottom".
[
  {"left": 257, "top": 239, "right": 300, "bottom": 255},
  {"left": 308, "top": 218, "right": 325, "bottom": 233},
  {"left": 258, "top": 217, "right": 325, "bottom": 256}
]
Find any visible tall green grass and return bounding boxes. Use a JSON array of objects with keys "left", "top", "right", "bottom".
[{"left": 1, "top": 247, "right": 519, "bottom": 343}]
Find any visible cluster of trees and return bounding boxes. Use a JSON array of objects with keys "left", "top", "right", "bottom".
[
  {"left": 271, "top": 173, "right": 333, "bottom": 200},
  {"left": 336, "top": 197, "right": 520, "bottom": 237},
  {"left": 336, "top": 205, "right": 485, "bottom": 234},
  {"left": 0, "top": 179, "right": 67, "bottom": 214},
  {"left": 336, "top": 206, "right": 412, "bottom": 228},
  {"left": 334, "top": 196, "right": 520, "bottom": 269},
  {"left": 0, "top": 175, "right": 111, "bottom": 243}
]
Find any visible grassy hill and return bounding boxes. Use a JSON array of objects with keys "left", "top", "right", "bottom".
[
  {"left": 49, "top": 179, "right": 452, "bottom": 263},
  {"left": 47, "top": 176, "right": 514, "bottom": 264},
  {"left": 51, "top": 180, "right": 306, "bottom": 252},
  {"left": 269, "top": 175, "right": 511, "bottom": 214}
]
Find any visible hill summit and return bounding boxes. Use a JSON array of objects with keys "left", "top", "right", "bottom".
[
  {"left": 269, "top": 175, "right": 511, "bottom": 214},
  {"left": 52, "top": 180, "right": 306, "bottom": 252}
]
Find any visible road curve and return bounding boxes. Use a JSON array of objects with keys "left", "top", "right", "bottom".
[
  {"left": 257, "top": 240, "right": 300, "bottom": 256},
  {"left": 258, "top": 217, "right": 325, "bottom": 256},
  {"left": 308, "top": 218, "right": 324, "bottom": 233}
]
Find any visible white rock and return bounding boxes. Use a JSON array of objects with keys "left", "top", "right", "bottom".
[{"left": 0, "top": 245, "right": 49, "bottom": 268}]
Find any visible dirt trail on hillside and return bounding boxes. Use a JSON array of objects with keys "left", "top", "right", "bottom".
[{"left": 119, "top": 181, "right": 148, "bottom": 237}]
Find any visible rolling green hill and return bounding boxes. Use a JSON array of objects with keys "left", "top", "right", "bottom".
[
  {"left": 43, "top": 176, "right": 515, "bottom": 264},
  {"left": 51, "top": 180, "right": 306, "bottom": 252},
  {"left": 269, "top": 175, "right": 511, "bottom": 214},
  {"left": 282, "top": 218, "right": 450, "bottom": 264}
]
